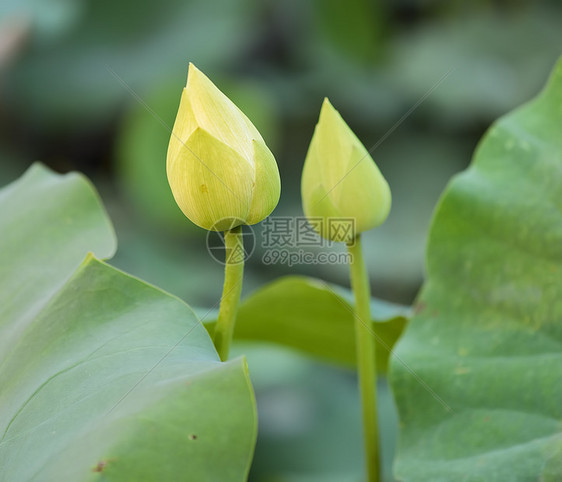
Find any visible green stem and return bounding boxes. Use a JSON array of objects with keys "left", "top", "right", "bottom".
[
  {"left": 213, "top": 226, "right": 244, "bottom": 361},
  {"left": 347, "top": 234, "right": 380, "bottom": 482}
]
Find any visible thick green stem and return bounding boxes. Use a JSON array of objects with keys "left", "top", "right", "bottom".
[
  {"left": 213, "top": 226, "right": 244, "bottom": 361},
  {"left": 347, "top": 234, "right": 380, "bottom": 482}
]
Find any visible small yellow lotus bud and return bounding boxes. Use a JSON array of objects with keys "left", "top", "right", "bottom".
[
  {"left": 167, "top": 63, "right": 281, "bottom": 231},
  {"left": 301, "top": 98, "right": 391, "bottom": 242}
]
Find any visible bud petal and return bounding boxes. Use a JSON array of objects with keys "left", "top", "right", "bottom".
[
  {"left": 167, "top": 63, "right": 281, "bottom": 231},
  {"left": 246, "top": 139, "right": 281, "bottom": 224},
  {"left": 302, "top": 98, "right": 391, "bottom": 242},
  {"left": 169, "top": 127, "right": 254, "bottom": 231}
]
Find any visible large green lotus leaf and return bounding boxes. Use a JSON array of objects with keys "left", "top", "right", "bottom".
[
  {"left": 202, "top": 276, "right": 410, "bottom": 374},
  {"left": 0, "top": 164, "right": 256, "bottom": 481},
  {"left": 389, "top": 59, "right": 562, "bottom": 480},
  {"left": 0, "top": 163, "right": 116, "bottom": 349}
]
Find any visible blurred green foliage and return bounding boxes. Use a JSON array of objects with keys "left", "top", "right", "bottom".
[
  {"left": 233, "top": 344, "right": 400, "bottom": 482},
  {"left": 2, "top": 0, "right": 561, "bottom": 303},
  {"left": 1, "top": 0, "right": 561, "bottom": 480}
]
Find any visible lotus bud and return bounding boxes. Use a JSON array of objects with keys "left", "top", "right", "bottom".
[
  {"left": 167, "top": 63, "right": 281, "bottom": 231},
  {"left": 301, "top": 98, "right": 391, "bottom": 243}
]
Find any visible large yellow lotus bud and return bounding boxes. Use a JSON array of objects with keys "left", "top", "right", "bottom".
[
  {"left": 167, "top": 63, "right": 281, "bottom": 231},
  {"left": 301, "top": 98, "right": 391, "bottom": 242}
]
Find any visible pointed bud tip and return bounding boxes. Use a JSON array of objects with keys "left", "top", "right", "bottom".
[
  {"left": 186, "top": 62, "right": 203, "bottom": 85},
  {"left": 320, "top": 97, "right": 334, "bottom": 115},
  {"left": 318, "top": 97, "right": 344, "bottom": 127}
]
